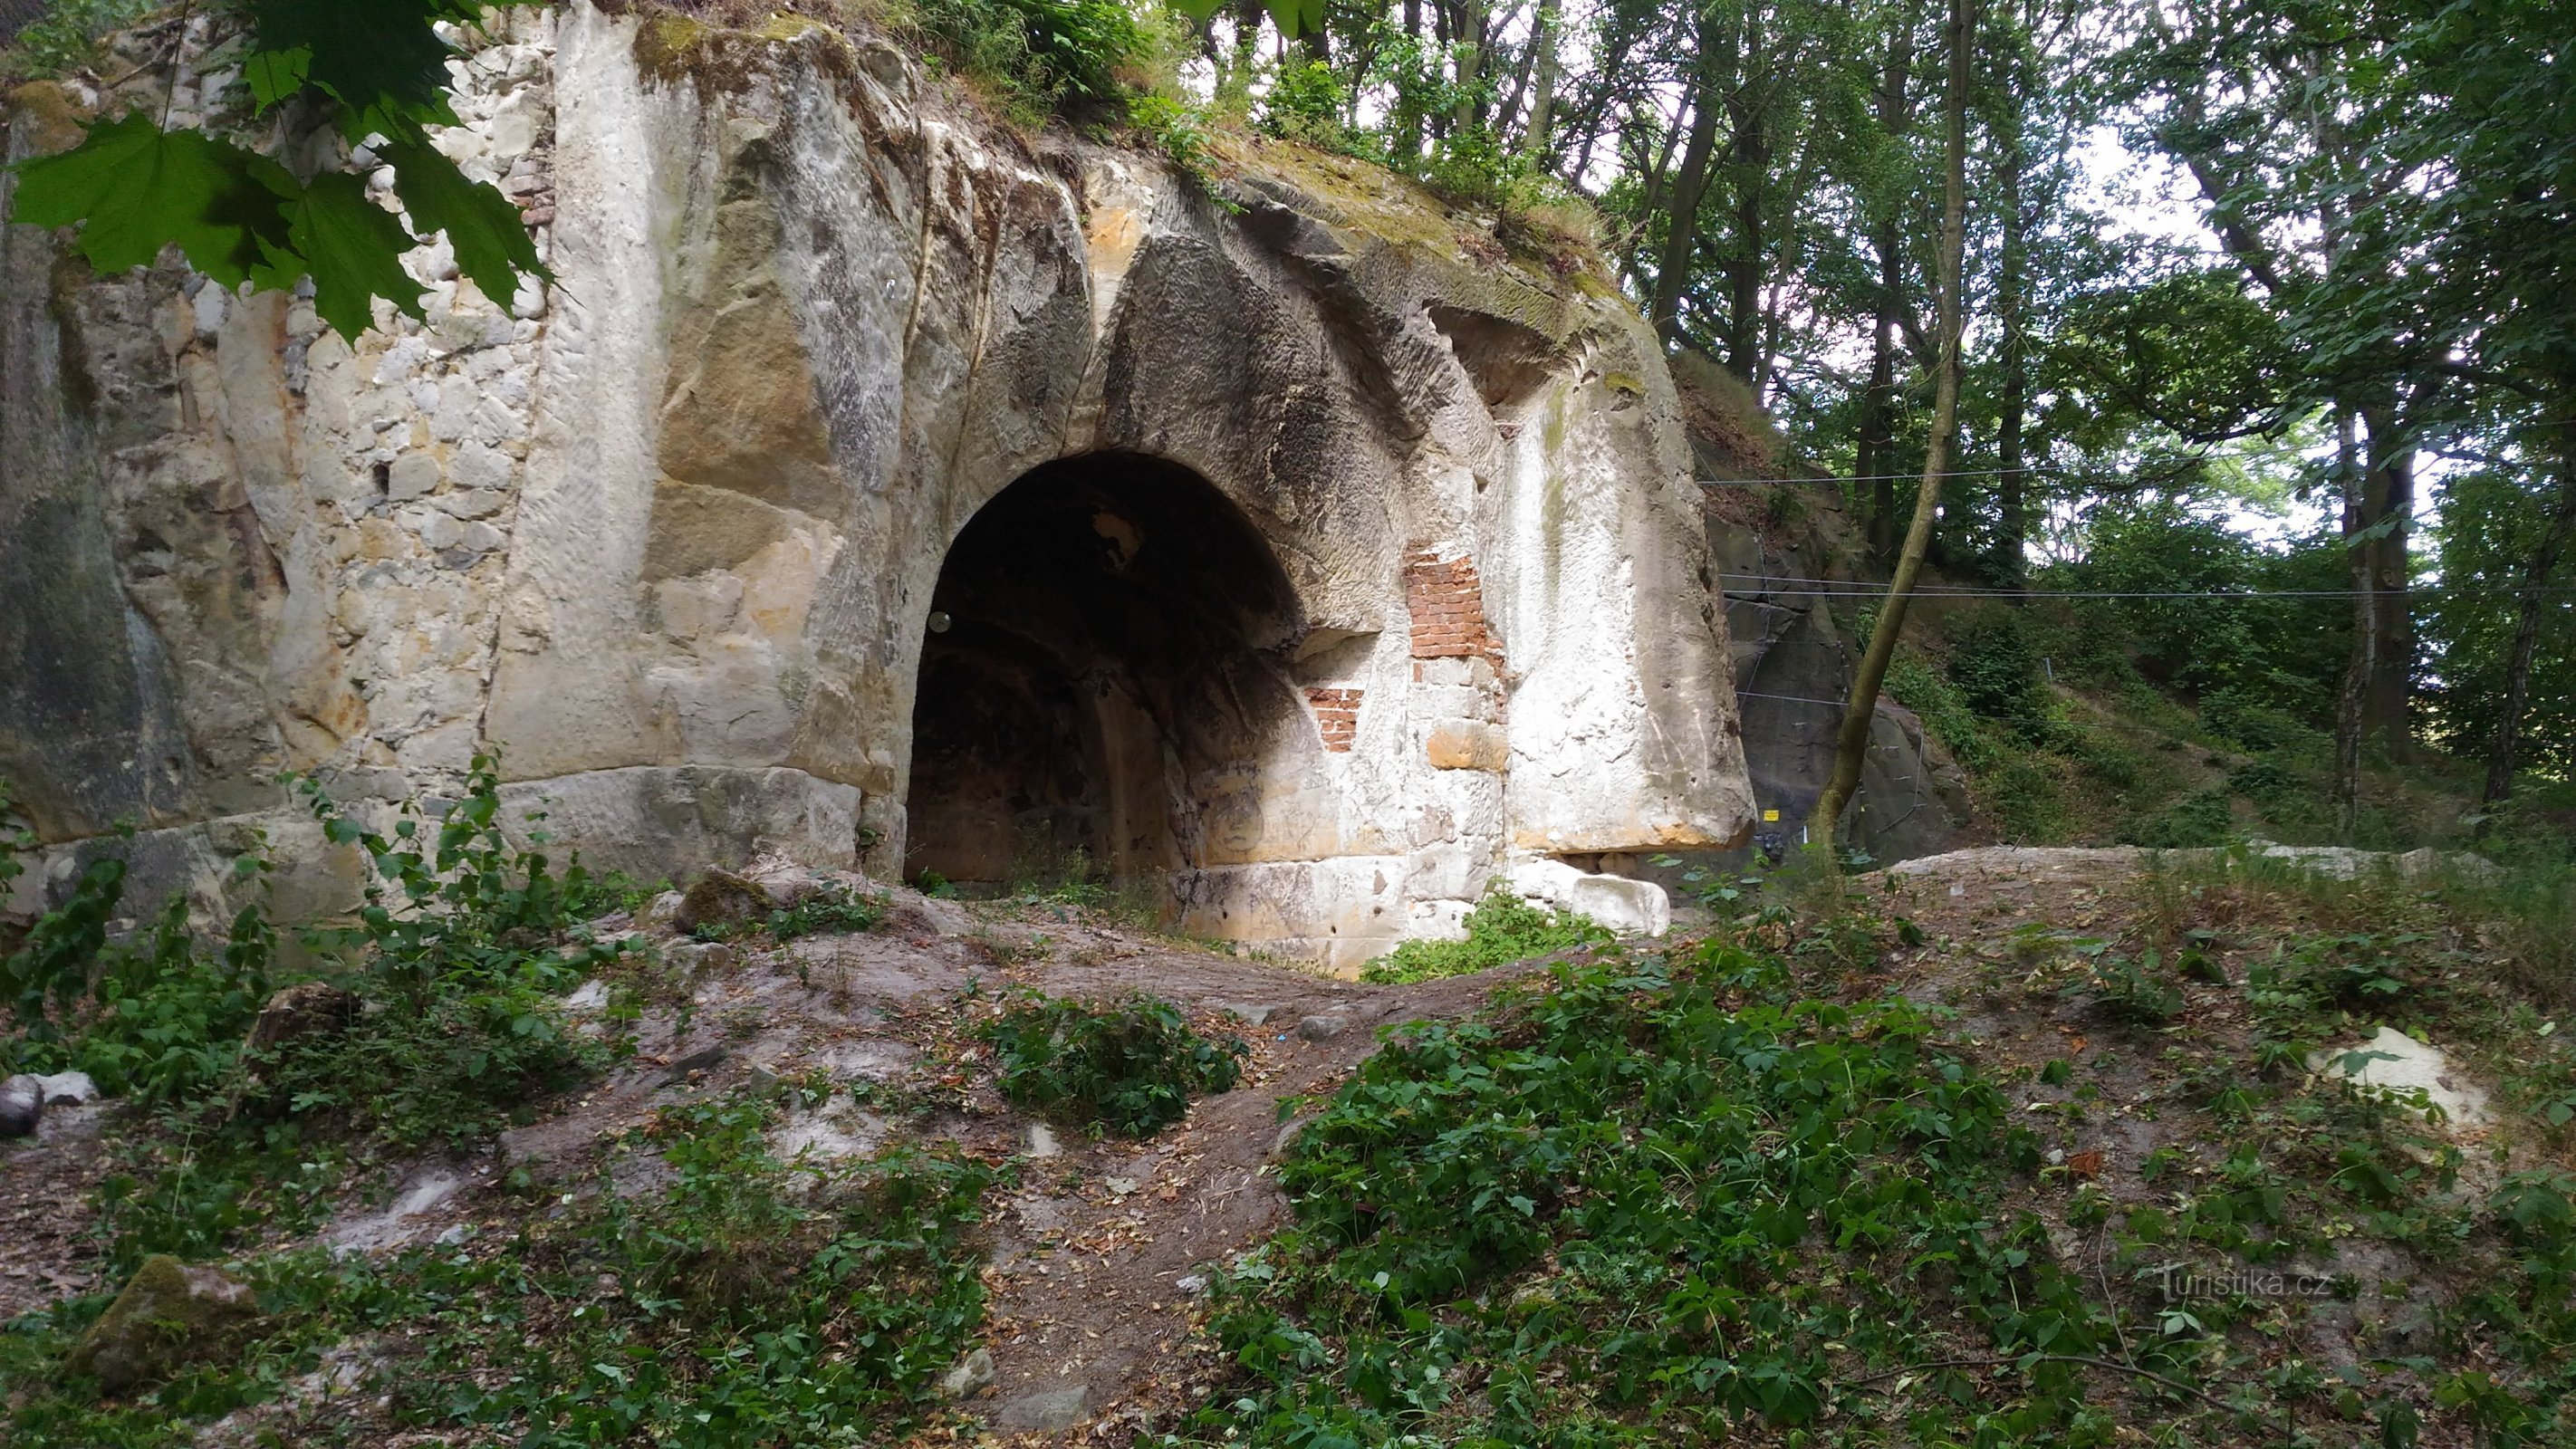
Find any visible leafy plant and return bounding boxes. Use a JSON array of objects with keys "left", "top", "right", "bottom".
[
  {"left": 978, "top": 990, "right": 1245, "bottom": 1137},
  {"left": 764, "top": 890, "right": 887, "bottom": 944},
  {"left": 3, "top": 1089, "right": 1001, "bottom": 1446},
  {"left": 9, "top": 0, "right": 546, "bottom": 341},
  {"left": 1194, "top": 945, "right": 2217, "bottom": 1443},
  {"left": 1360, "top": 887, "right": 1610, "bottom": 984}
]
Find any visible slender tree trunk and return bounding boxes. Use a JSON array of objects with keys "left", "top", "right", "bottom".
[
  {"left": 1864, "top": 240, "right": 1900, "bottom": 561},
  {"left": 2485, "top": 404, "right": 2576, "bottom": 804},
  {"left": 1450, "top": 0, "right": 1485, "bottom": 135},
  {"left": 2366, "top": 428, "right": 2417, "bottom": 760},
  {"left": 1720, "top": 15, "right": 1769, "bottom": 381},
  {"left": 1812, "top": 0, "right": 1972, "bottom": 858},
  {"left": 1648, "top": 14, "right": 1729, "bottom": 347},
  {"left": 1521, "top": 0, "right": 1562, "bottom": 160},
  {"left": 1860, "top": 1, "right": 1917, "bottom": 564},
  {"left": 1994, "top": 72, "right": 2029, "bottom": 581},
  {"left": 2332, "top": 411, "right": 2372, "bottom": 840}
]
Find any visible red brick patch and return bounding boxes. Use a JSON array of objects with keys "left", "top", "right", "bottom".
[
  {"left": 1305, "top": 687, "right": 1363, "bottom": 752},
  {"left": 1402, "top": 547, "right": 1505, "bottom": 665}
]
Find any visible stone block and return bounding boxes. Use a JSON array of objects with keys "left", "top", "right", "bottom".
[{"left": 1426, "top": 719, "right": 1508, "bottom": 772}]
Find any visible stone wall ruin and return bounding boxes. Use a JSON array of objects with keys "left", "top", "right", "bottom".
[{"left": 0, "top": 4, "right": 1755, "bottom": 970}]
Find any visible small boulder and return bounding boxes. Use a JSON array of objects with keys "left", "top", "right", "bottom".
[
  {"left": 246, "top": 981, "right": 360, "bottom": 1056},
  {"left": 0, "top": 1074, "right": 42, "bottom": 1138},
  {"left": 66, "top": 1255, "right": 263, "bottom": 1393},
  {"left": 675, "top": 869, "right": 770, "bottom": 935},
  {"left": 995, "top": 1384, "right": 1091, "bottom": 1433},
  {"left": 639, "top": 889, "right": 687, "bottom": 933},
  {"left": 740, "top": 855, "right": 827, "bottom": 908},
  {"left": 33, "top": 1070, "right": 99, "bottom": 1107},
  {"left": 938, "top": 1346, "right": 996, "bottom": 1398},
  {"left": 1296, "top": 1013, "right": 1350, "bottom": 1041}
]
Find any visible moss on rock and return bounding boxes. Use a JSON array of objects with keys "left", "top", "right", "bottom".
[{"left": 65, "top": 1254, "right": 261, "bottom": 1394}]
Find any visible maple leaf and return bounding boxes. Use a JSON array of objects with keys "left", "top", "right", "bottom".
[
  {"left": 378, "top": 131, "right": 549, "bottom": 308},
  {"left": 263, "top": 171, "right": 427, "bottom": 341},
  {"left": 10, "top": 112, "right": 296, "bottom": 285}
]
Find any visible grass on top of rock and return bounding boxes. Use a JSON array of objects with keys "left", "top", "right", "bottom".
[
  {"left": 1359, "top": 887, "right": 1613, "bottom": 984},
  {"left": 2, "top": 1081, "right": 998, "bottom": 1446},
  {"left": 976, "top": 988, "right": 1246, "bottom": 1137}
]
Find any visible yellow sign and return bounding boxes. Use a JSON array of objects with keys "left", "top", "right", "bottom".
[{"left": 1762, "top": 809, "right": 1780, "bottom": 822}]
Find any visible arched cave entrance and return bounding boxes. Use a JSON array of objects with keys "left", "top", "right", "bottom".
[{"left": 903, "top": 453, "right": 1305, "bottom": 894}]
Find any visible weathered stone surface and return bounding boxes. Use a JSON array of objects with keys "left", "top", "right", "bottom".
[
  {"left": 938, "top": 1347, "right": 996, "bottom": 1399},
  {"left": 674, "top": 869, "right": 769, "bottom": 934},
  {"left": 1, "top": 4, "right": 1756, "bottom": 969},
  {"left": 66, "top": 1254, "right": 262, "bottom": 1393},
  {"left": 246, "top": 981, "right": 360, "bottom": 1055},
  {"left": 994, "top": 1384, "right": 1091, "bottom": 1434},
  {"left": 1426, "top": 720, "right": 1509, "bottom": 772},
  {"left": 0, "top": 1074, "right": 40, "bottom": 1138}
]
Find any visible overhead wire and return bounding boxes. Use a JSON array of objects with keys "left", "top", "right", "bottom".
[{"left": 1718, "top": 572, "right": 2576, "bottom": 601}]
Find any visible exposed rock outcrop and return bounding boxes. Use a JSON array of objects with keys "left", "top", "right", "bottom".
[{"left": 1, "top": 5, "right": 1755, "bottom": 970}]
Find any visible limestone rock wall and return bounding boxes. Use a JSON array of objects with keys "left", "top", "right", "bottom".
[{"left": 1, "top": 4, "right": 1753, "bottom": 969}]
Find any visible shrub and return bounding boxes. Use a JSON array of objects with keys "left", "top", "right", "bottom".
[
  {"left": 2128, "top": 786, "right": 2237, "bottom": 849},
  {"left": 1983, "top": 756, "right": 2069, "bottom": 842},
  {"left": 764, "top": 889, "right": 887, "bottom": 944},
  {"left": 900, "top": 0, "right": 1144, "bottom": 118},
  {"left": 978, "top": 990, "right": 1245, "bottom": 1137},
  {"left": 1197, "top": 946, "right": 2153, "bottom": 1443},
  {"left": 1946, "top": 609, "right": 2048, "bottom": 737},
  {"left": 1360, "top": 888, "right": 1610, "bottom": 984},
  {"left": 1260, "top": 57, "right": 1346, "bottom": 143}
]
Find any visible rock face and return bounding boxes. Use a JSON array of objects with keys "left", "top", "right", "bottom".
[
  {"left": 1700, "top": 482, "right": 1970, "bottom": 865},
  {"left": 65, "top": 1254, "right": 263, "bottom": 1392},
  {"left": 0, "top": 5, "right": 1754, "bottom": 970}
]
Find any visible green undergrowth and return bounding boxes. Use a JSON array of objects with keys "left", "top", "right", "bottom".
[
  {"left": 1185, "top": 896, "right": 2576, "bottom": 1446},
  {"left": 1193, "top": 946, "right": 2195, "bottom": 1444},
  {"left": 3, "top": 1084, "right": 997, "bottom": 1446},
  {"left": 1360, "top": 887, "right": 1613, "bottom": 984},
  {"left": 3, "top": 757, "right": 638, "bottom": 1273},
  {"left": 978, "top": 988, "right": 1247, "bottom": 1137}
]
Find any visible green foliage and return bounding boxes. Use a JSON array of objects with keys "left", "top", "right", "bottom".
[
  {"left": 266, "top": 757, "right": 629, "bottom": 1149},
  {"left": 0, "top": 0, "right": 159, "bottom": 80},
  {"left": 2, "top": 1089, "right": 1000, "bottom": 1446},
  {"left": 765, "top": 889, "right": 887, "bottom": 944},
  {"left": 901, "top": 0, "right": 1144, "bottom": 117},
  {"left": 1261, "top": 57, "right": 1347, "bottom": 142},
  {"left": 2061, "top": 946, "right": 2185, "bottom": 1024},
  {"left": 1881, "top": 648, "right": 2003, "bottom": 772},
  {"left": 1946, "top": 608, "right": 2049, "bottom": 738},
  {"left": 1196, "top": 945, "right": 2214, "bottom": 1443},
  {"left": 0, "top": 756, "right": 634, "bottom": 1271},
  {"left": 7, "top": 0, "right": 545, "bottom": 341},
  {"left": 2127, "top": 786, "right": 2239, "bottom": 849},
  {"left": 978, "top": 990, "right": 1245, "bottom": 1137},
  {"left": 1129, "top": 91, "right": 1219, "bottom": 187},
  {"left": 1359, "top": 887, "right": 1611, "bottom": 984}
]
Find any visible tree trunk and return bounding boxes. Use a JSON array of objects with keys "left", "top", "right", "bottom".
[
  {"left": 1812, "top": 0, "right": 1972, "bottom": 858},
  {"left": 2485, "top": 404, "right": 2576, "bottom": 804},
  {"left": 1721, "top": 14, "right": 1769, "bottom": 382},
  {"left": 1863, "top": 239, "right": 1900, "bottom": 561},
  {"left": 1521, "top": 0, "right": 1562, "bottom": 160},
  {"left": 1860, "top": 1, "right": 1917, "bottom": 564},
  {"left": 1994, "top": 62, "right": 2029, "bottom": 580},
  {"left": 2332, "top": 411, "right": 2371, "bottom": 840},
  {"left": 2367, "top": 431, "right": 2417, "bottom": 760},
  {"left": 1647, "top": 14, "right": 1729, "bottom": 347}
]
